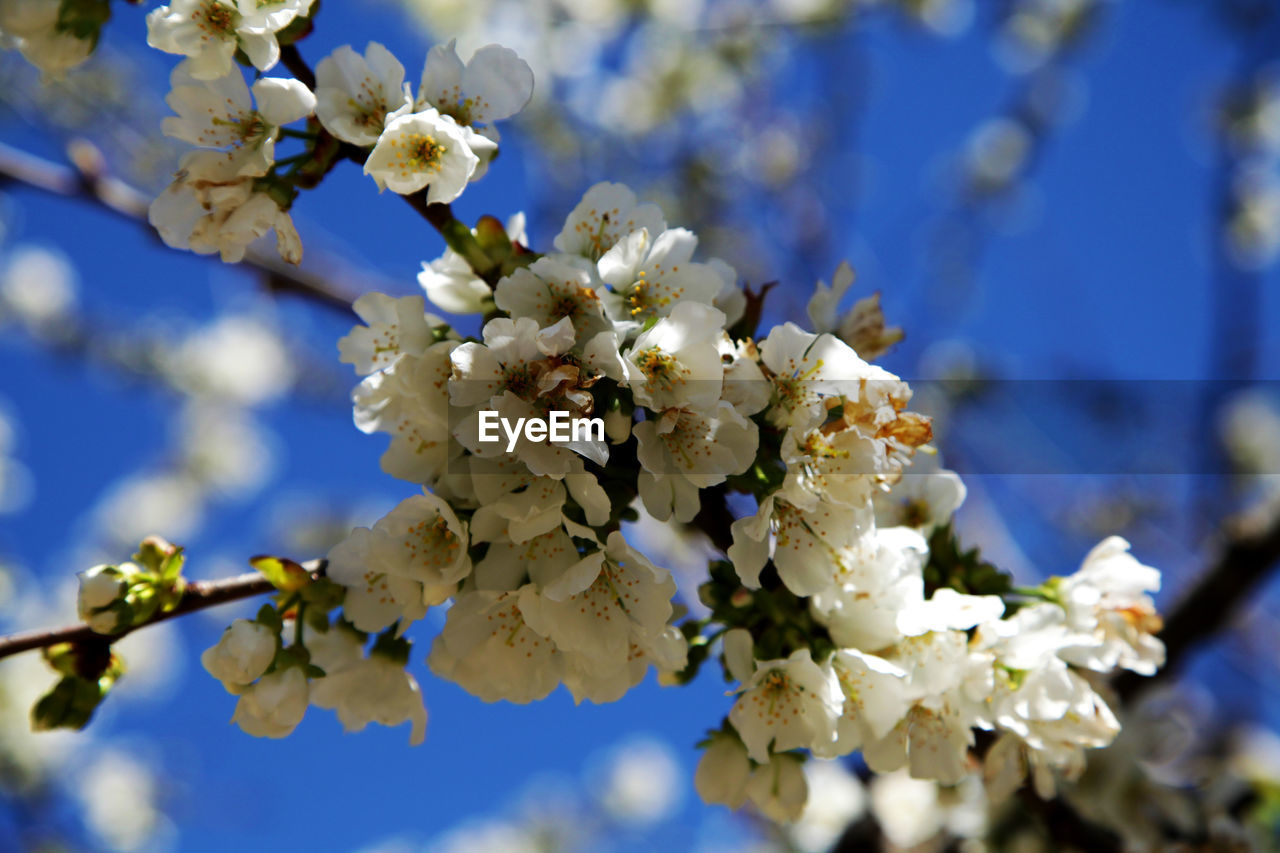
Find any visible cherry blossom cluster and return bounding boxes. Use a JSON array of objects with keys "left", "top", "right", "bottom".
[
  {"left": 143, "top": 3, "right": 532, "bottom": 266},
  {"left": 323, "top": 175, "right": 1166, "bottom": 817},
  {"left": 3, "top": 7, "right": 1169, "bottom": 824}
]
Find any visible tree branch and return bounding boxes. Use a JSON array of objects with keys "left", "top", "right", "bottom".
[
  {"left": 0, "top": 561, "right": 324, "bottom": 661},
  {"left": 279, "top": 44, "right": 316, "bottom": 90},
  {"left": 0, "top": 140, "right": 358, "bottom": 320},
  {"left": 1114, "top": 499, "right": 1280, "bottom": 702}
]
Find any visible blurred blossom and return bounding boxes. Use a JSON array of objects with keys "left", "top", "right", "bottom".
[
  {"left": 1219, "top": 390, "right": 1280, "bottom": 476},
  {"left": 1220, "top": 71, "right": 1280, "bottom": 155},
  {"left": 428, "top": 821, "right": 544, "bottom": 853},
  {"left": 0, "top": 404, "right": 33, "bottom": 514},
  {"left": 787, "top": 760, "right": 865, "bottom": 853},
  {"left": 177, "top": 404, "right": 277, "bottom": 498},
  {"left": 94, "top": 472, "right": 204, "bottom": 546},
  {"left": 995, "top": 0, "right": 1100, "bottom": 73},
  {"left": 964, "top": 117, "right": 1033, "bottom": 196},
  {"left": 1224, "top": 163, "right": 1280, "bottom": 269},
  {"left": 768, "top": 0, "right": 842, "bottom": 23},
  {"left": 0, "top": 244, "right": 78, "bottom": 328},
  {"left": 74, "top": 749, "right": 170, "bottom": 852},
  {"left": 171, "top": 315, "right": 294, "bottom": 405},
  {"left": 595, "top": 738, "right": 683, "bottom": 825},
  {"left": 868, "top": 771, "right": 946, "bottom": 847},
  {"left": 1228, "top": 726, "right": 1280, "bottom": 785},
  {"left": 868, "top": 770, "right": 986, "bottom": 847},
  {"left": 905, "top": 0, "right": 974, "bottom": 37}
]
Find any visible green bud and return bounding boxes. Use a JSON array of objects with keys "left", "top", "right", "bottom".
[
  {"left": 134, "top": 536, "right": 185, "bottom": 583},
  {"left": 250, "top": 554, "right": 312, "bottom": 592},
  {"left": 473, "top": 215, "right": 513, "bottom": 263}
]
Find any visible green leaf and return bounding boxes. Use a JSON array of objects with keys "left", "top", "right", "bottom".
[
  {"left": 923, "top": 522, "right": 1013, "bottom": 598},
  {"left": 250, "top": 555, "right": 311, "bottom": 592}
]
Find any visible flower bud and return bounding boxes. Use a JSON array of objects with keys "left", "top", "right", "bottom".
[
  {"left": 78, "top": 565, "right": 127, "bottom": 612},
  {"left": 77, "top": 564, "right": 136, "bottom": 634},
  {"left": 695, "top": 731, "right": 752, "bottom": 809},
  {"left": 201, "top": 619, "right": 278, "bottom": 694},
  {"left": 745, "top": 752, "right": 808, "bottom": 823},
  {"left": 231, "top": 667, "right": 309, "bottom": 739}
]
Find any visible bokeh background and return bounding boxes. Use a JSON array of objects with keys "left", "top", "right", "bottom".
[{"left": 2, "top": 0, "right": 1280, "bottom": 850}]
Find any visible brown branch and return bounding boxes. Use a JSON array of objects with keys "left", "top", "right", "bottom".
[
  {"left": 1114, "top": 499, "right": 1280, "bottom": 702},
  {"left": 279, "top": 44, "right": 316, "bottom": 90},
  {"left": 0, "top": 561, "right": 324, "bottom": 662},
  {"left": 0, "top": 140, "right": 358, "bottom": 320}
]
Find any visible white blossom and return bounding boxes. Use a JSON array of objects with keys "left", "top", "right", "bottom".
[
  {"left": 315, "top": 42, "right": 409, "bottom": 146},
  {"left": 622, "top": 301, "right": 725, "bottom": 411},
  {"left": 729, "top": 649, "right": 843, "bottom": 762},
  {"left": 149, "top": 150, "right": 303, "bottom": 263},
  {"left": 146, "top": 0, "right": 312, "bottom": 80},
  {"left": 325, "top": 492, "right": 471, "bottom": 632},
  {"left": 310, "top": 647, "right": 428, "bottom": 745},
  {"left": 553, "top": 182, "right": 666, "bottom": 262},
  {"left": 427, "top": 587, "right": 563, "bottom": 703},
  {"left": 415, "top": 39, "right": 534, "bottom": 126},
  {"left": 728, "top": 489, "right": 874, "bottom": 597},
  {"left": 759, "top": 322, "right": 895, "bottom": 431},
  {"left": 76, "top": 564, "right": 134, "bottom": 634},
  {"left": 450, "top": 317, "right": 608, "bottom": 474},
  {"left": 896, "top": 588, "right": 1005, "bottom": 637},
  {"left": 519, "top": 531, "right": 683, "bottom": 703},
  {"left": 806, "top": 260, "right": 855, "bottom": 333},
  {"left": 338, "top": 293, "right": 438, "bottom": 375},
  {"left": 873, "top": 454, "right": 967, "bottom": 532},
  {"left": 599, "top": 227, "right": 724, "bottom": 329},
  {"left": 719, "top": 335, "right": 771, "bottom": 417},
  {"left": 364, "top": 109, "right": 490, "bottom": 200},
  {"left": 352, "top": 341, "right": 461, "bottom": 485},
  {"left": 745, "top": 752, "right": 810, "bottom": 823},
  {"left": 162, "top": 64, "right": 314, "bottom": 177},
  {"left": 862, "top": 632, "right": 995, "bottom": 784},
  {"left": 633, "top": 402, "right": 757, "bottom": 515},
  {"left": 494, "top": 255, "right": 610, "bottom": 342},
  {"left": 828, "top": 648, "right": 911, "bottom": 756},
  {"left": 1053, "top": 536, "right": 1165, "bottom": 676}
]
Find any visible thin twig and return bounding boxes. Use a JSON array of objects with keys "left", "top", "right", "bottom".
[
  {"left": 0, "top": 140, "right": 358, "bottom": 319},
  {"left": 0, "top": 561, "right": 324, "bottom": 661}
]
